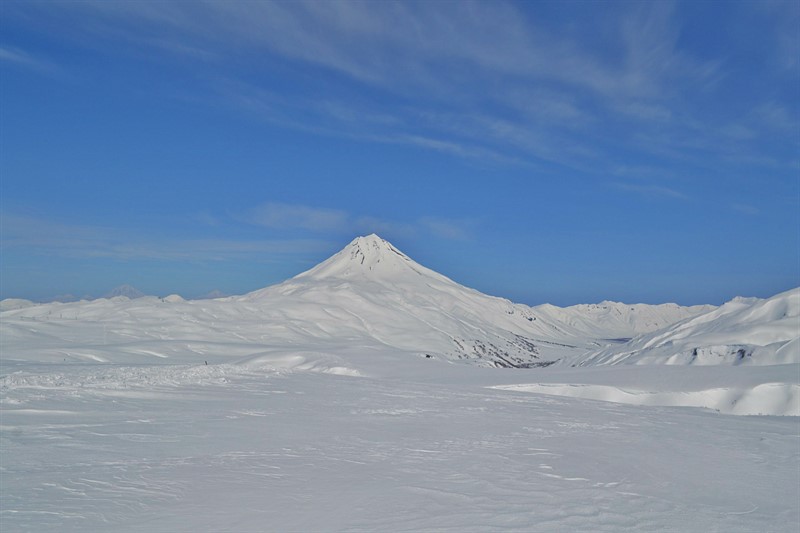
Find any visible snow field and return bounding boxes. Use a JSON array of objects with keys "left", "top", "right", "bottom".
[{"left": 2, "top": 361, "right": 798, "bottom": 532}]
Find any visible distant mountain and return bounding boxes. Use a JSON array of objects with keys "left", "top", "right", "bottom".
[
  {"left": 103, "top": 284, "right": 146, "bottom": 299},
  {"left": 533, "top": 300, "right": 715, "bottom": 342},
  {"left": 578, "top": 288, "right": 799, "bottom": 366},
  {"left": 197, "top": 289, "right": 230, "bottom": 300},
  {"left": 239, "top": 234, "right": 713, "bottom": 367},
  {"left": 49, "top": 294, "right": 81, "bottom": 303}
]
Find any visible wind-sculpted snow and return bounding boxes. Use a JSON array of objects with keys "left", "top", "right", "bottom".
[
  {"left": 1, "top": 354, "right": 359, "bottom": 402},
  {"left": 493, "top": 381, "right": 800, "bottom": 416}
]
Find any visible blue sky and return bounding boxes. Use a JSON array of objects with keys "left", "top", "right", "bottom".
[{"left": 1, "top": 0, "right": 798, "bottom": 306}]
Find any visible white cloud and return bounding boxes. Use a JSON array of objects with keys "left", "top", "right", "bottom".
[
  {"left": 247, "top": 203, "right": 350, "bottom": 232},
  {"left": 390, "top": 134, "right": 524, "bottom": 166},
  {"left": 242, "top": 203, "right": 476, "bottom": 241},
  {"left": 0, "top": 46, "right": 57, "bottom": 74},
  {"left": 418, "top": 217, "right": 472, "bottom": 241},
  {"left": 612, "top": 182, "right": 688, "bottom": 200},
  {"left": 22, "top": 1, "right": 716, "bottom": 102},
  {"left": 730, "top": 203, "right": 760, "bottom": 216},
  {"left": 615, "top": 102, "right": 673, "bottom": 122},
  {"left": 757, "top": 0, "right": 800, "bottom": 71},
  {"left": 721, "top": 124, "right": 757, "bottom": 141},
  {"left": 752, "top": 102, "right": 798, "bottom": 132},
  {"left": 0, "top": 212, "right": 331, "bottom": 262},
  {"left": 353, "top": 216, "right": 416, "bottom": 239}
]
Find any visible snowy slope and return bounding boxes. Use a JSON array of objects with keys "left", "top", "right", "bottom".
[
  {"left": 0, "top": 298, "right": 36, "bottom": 311},
  {"left": 534, "top": 300, "right": 714, "bottom": 341},
  {"left": 579, "top": 288, "right": 799, "bottom": 366},
  {"left": 3, "top": 360, "right": 797, "bottom": 532}
]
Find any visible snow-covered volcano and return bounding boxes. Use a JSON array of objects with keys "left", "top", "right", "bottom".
[
  {"left": 0, "top": 234, "right": 717, "bottom": 368},
  {"left": 235, "top": 234, "right": 710, "bottom": 367},
  {"left": 287, "top": 233, "right": 453, "bottom": 282},
  {"left": 240, "top": 234, "right": 556, "bottom": 367}
]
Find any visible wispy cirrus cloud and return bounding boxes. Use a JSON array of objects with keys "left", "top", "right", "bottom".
[
  {"left": 0, "top": 46, "right": 59, "bottom": 75},
  {"left": 611, "top": 182, "right": 688, "bottom": 200},
  {"left": 125, "top": 1, "right": 697, "bottom": 100},
  {"left": 751, "top": 101, "right": 798, "bottom": 133},
  {"left": 2, "top": 0, "right": 723, "bottom": 172},
  {"left": 1, "top": 202, "right": 477, "bottom": 269},
  {"left": 0, "top": 212, "right": 331, "bottom": 262},
  {"left": 243, "top": 202, "right": 475, "bottom": 241},
  {"left": 730, "top": 203, "right": 760, "bottom": 216},
  {"left": 756, "top": 0, "right": 800, "bottom": 72},
  {"left": 418, "top": 217, "right": 474, "bottom": 241},
  {"left": 247, "top": 203, "right": 350, "bottom": 233},
  {"left": 4, "top": 0, "right": 795, "bottom": 198}
]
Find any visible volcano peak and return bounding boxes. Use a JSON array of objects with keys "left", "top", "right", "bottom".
[{"left": 291, "top": 234, "right": 447, "bottom": 283}]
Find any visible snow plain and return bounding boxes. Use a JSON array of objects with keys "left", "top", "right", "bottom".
[{"left": 2, "top": 235, "right": 798, "bottom": 531}]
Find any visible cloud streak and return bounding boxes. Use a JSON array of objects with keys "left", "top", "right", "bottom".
[
  {"left": 1, "top": 207, "right": 475, "bottom": 265},
  {"left": 3, "top": 1, "right": 727, "bottom": 173},
  {"left": 247, "top": 203, "right": 350, "bottom": 232},
  {"left": 0, "top": 46, "right": 59, "bottom": 75},
  {"left": 243, "top": 203, "right": 475, "bottom": 241},
  {"left": 0, "top": 213, "right": 332, "bottom": 263},
  {"left": 612, "top": 182, "right": 688, "bottom": 200}
]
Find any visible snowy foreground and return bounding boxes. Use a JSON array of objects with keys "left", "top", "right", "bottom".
[{"left": 2, "top": 236, "right": 799, "bottom": 531}]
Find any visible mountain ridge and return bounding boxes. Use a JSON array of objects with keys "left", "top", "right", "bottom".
[
  {"left": 579, "top": 287, "right": 799, "bottom": 366},
  {"left": 104, "top": 284, "right": 146, "bottom": 299},
  {"left": 5, "top": 234, "right": 787, "bottom": 369}
]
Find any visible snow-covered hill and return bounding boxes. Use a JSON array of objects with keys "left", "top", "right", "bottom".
[
  {"left": 103, "top": 284, "right": 146, "bottom": 299},
  {"left": 578, "top": 288, "right": 799, "bottom": 366},
  {"left": 534, "top": 300, "right": 714, "bottom": 341}
]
